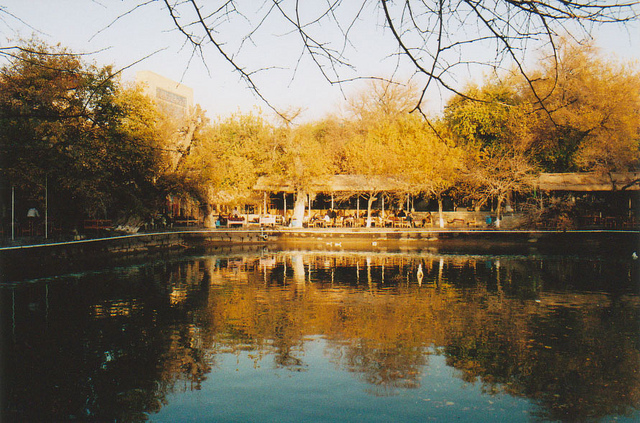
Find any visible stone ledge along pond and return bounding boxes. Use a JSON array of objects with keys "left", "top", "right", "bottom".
[{"left": 1, "top": 230, "right": 639, "bottom": 422}]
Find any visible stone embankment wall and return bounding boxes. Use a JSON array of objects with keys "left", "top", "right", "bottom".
[
  {"left": 272, "top": 228, "right": 639, "bottom": 256},
  {"left": 0, "top": 229, "right": 270, "bottom": 282},
  {"left": 1, "top": 228, "right": 637, "bottom": 282}
]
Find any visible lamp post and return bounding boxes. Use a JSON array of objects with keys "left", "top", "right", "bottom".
[
  {"left": 11, "top": 186, "right": 15, "bottom": 240},
  {"left": 45, "top": 175, "right": 48, "bottom": 239}
]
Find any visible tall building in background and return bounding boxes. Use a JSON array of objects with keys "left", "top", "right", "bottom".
[{"left": 135, "top": 70, "right": 194, "bottom": 119}]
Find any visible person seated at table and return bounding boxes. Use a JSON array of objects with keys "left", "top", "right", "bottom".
[
  {"left": 164, "top": 213, "right": 174, "bottom": 228},
  {"left": 422, "top": 212, "right": 433, "bottom": 227},
  {"left": 328, "top": 208, "right": 337, "bottom": 225},
  {"left": 384, "top": 211, "right": 395, "bottom": 227},
  {"left": 308, "top": 214, "right": 320, "bottom": 227}
]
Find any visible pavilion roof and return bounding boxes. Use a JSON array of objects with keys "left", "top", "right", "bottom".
[
  {"left": 254, "top": 172, "right": 640, "bottom": 194},
  {"left": 537, "top": 172, "right": 640, "bottom": 191},
  {"left": 253, "top": 175, "right": 408, "bottom": 193}
]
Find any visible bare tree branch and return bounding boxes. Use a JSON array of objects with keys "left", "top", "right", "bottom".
[{"left": 126, "top": 0, "right": 639, "bottom": 117}]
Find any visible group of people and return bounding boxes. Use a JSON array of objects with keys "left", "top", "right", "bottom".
[
  {"left": 308, "top": 208, "right": 416, "bottom": 227},
  {"left": 306, "top": 209, "right": 342, "bottom": 227},
  {"left": 143, "top": 213, "right": 174, "bottom": 231},
  {"left": 323, "top": 208, "right": 338, "bottom": 224}
]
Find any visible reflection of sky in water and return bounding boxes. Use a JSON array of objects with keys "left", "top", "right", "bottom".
[
  {"left": 2, "top": 250, "right": 638, "bottom": 422},
  {"left": 153, "top": 338, "right": 533, "bottom": 423}
]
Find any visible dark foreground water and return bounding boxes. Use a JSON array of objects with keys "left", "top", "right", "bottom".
[{"left": 1, "top": 247, "right": 639, "bottom": 422}]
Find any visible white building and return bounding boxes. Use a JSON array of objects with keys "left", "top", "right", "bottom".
[{"left": 135, "top": 70, "right": 194, "bottom": 119}]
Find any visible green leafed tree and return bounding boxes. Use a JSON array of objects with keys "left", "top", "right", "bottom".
[
  {"left": 181, "top": 111, "right": 273, "bottom": 210},
  {"left": 443, "top": 78, "right": 537, "bottom": 222},
  {"left": 0, "top": 39, "right": 170, "bottom": 229}
]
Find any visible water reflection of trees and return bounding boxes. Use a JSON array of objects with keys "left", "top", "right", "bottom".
[
  {"left": 3, "top": 251, "right": 637, "bottom": 421},
  {"left": 191, "top": 252, "right": 638, "bottom": 420},
  {"left": 2, "top": 259, "right": 213, "bottom": 421}
]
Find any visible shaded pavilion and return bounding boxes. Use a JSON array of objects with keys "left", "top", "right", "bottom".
[
  {"left": 536, "top": 171, "right": 639, "bottom": 227},
  {"left": 251, "top": 171, "right": 639, "bottom": 228},
  {"left": 253, "top": 174, "right": 408, "bottom": 221}
]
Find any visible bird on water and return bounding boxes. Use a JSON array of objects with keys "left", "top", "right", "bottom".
[{"left": 417, "top": 263, "right": 424, "bottom": 286}]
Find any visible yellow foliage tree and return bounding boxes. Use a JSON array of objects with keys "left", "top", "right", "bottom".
[{"left": 525, "top": 39, "right": 640, "bottom": 174}]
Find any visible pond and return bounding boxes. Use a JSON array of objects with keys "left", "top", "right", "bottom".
[{"left": 1, "top": 246, "right": 638, "bottom": 422}]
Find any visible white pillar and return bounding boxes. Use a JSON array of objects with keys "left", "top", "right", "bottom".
[{"left": 263, "top": 192, "right": 267, "bottom": 215}]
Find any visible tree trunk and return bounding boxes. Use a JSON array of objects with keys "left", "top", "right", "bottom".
[
  {"left": 437, "top": 197, "right": 445, "bottom": 228},
  {"left": 495, "top": 194, "right": 504, "bottom": 228},
  {"left": 291, "top": 253, "right": 305, "bottom": 285},
  {"left": 203, "top": 204, "right": 216, "bottom": 228},
  {"left": 474, "top": 196, "right": 488, "bottom": 212},
  {"left": 290, "top": 192, "right": 306, "bottom": 228},
  {"left": 173, "top": 113, "right": 202, "bottom": 171},
  {"left": 366, "top": 193, "right": 376, "bottom": 228}
]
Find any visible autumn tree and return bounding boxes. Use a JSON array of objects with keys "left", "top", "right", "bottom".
[
  {"left": 444, "top": 79, "right": 537, "bottom": 223},
  {"left": 181, "top": 111, "right": 273, "bottom": 215},
  {"left": 394, "top": 116, "right": 464, "bottom": 228},
  {"left": 342, "top": 123, "right": 405, "bottom": 227},
  {"left": 273, "top": 120, "right": 339, "bottom": 227},
  {"left": 102, "top": 85, "right": 171, "bottom": 216},
  {"left": 463, "top": 147, "right": 537, "bottom": 224},
  {"left": 164, "top": 105, "right": 208, "bottom": 173},
  {"left": 340, "top": 81, "right": 425, "bottom": 227},
  {"left": 345, "top": 81, "right": 419, "bottom": 122},
  {"left": 182, "top": 112, "right": 344, "bottom": 226},
  {"left": 523, "top": 40, "right": 640, "bottom": 174},
  {"left": 340, "top": 80, "right": 467, "bottom": 227}
]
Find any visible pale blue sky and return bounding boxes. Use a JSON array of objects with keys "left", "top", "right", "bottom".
[{"left": 1, "top": 1, "right": 638, "bottom": 123}]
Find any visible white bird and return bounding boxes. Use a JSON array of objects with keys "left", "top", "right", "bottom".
[
  {"left": 417, "top": 263, "right": 424, "bottom": 286},
  {"left": 633, "top": 252, "right": 638, "bottom": 260}
]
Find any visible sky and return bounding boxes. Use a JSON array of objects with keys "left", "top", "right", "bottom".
[{"left": 1, "top": 0, "right": 638, "bottom": 123}]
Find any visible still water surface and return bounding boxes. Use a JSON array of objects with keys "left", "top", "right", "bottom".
[{"left": 1, "top": 247, "right": 638, "bottom": 422}]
